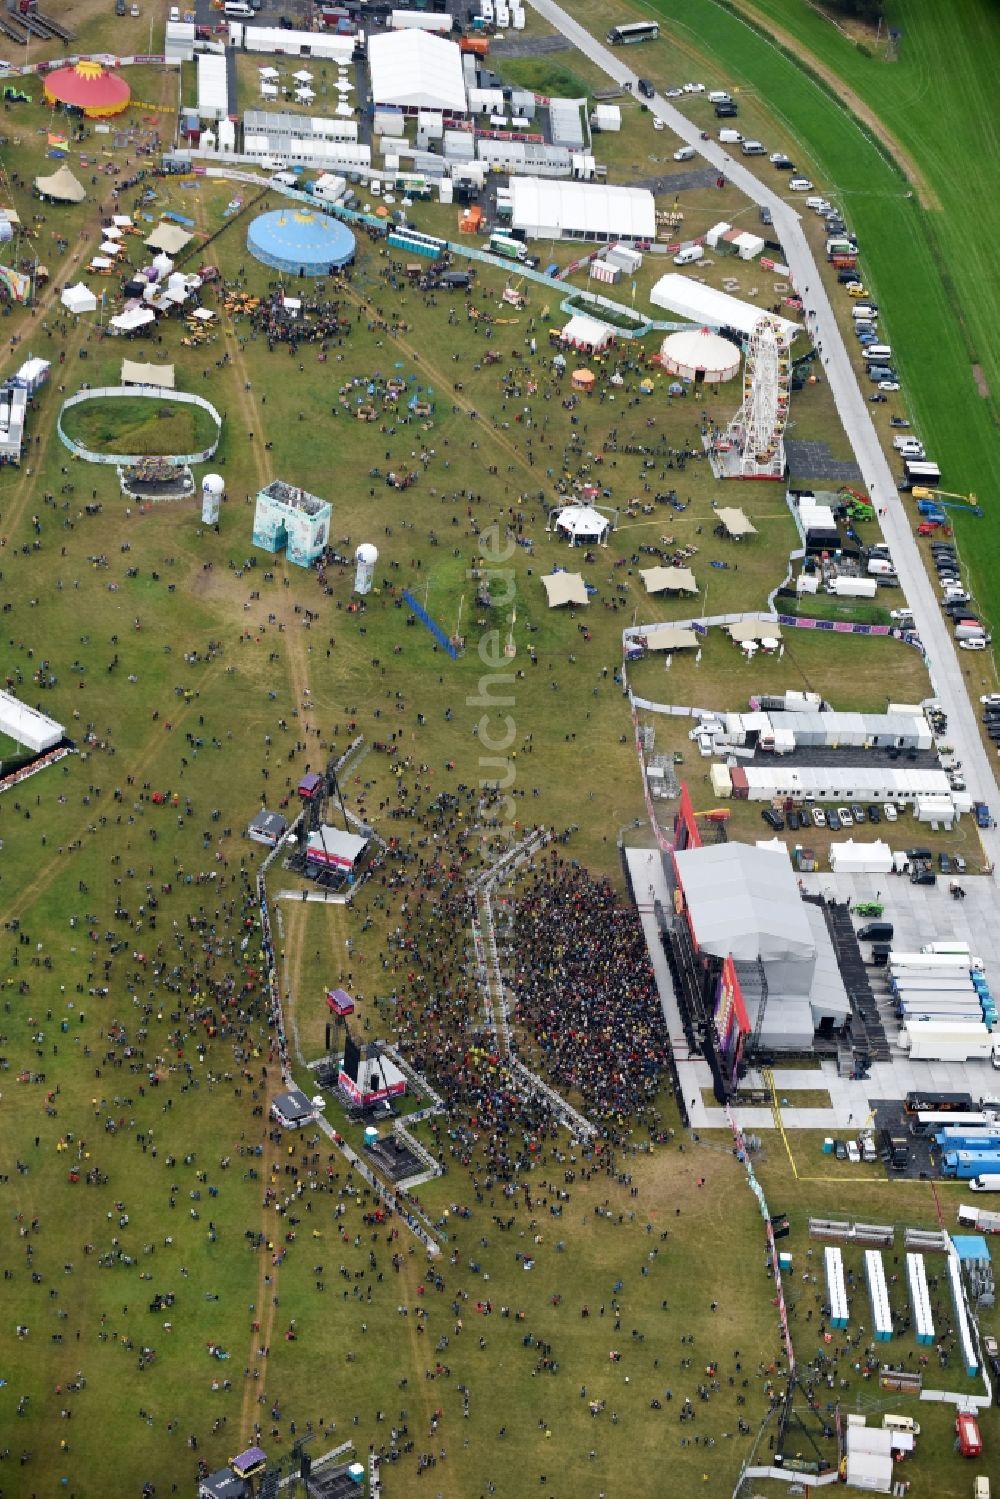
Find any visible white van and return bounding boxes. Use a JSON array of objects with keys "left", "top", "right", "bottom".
[
  {"left": 863, "top": 344, "right": 892, "bottom": 363},
  {"left": 882, "top": 1414, "right": 921, "bottom": 1436},
  {"left": 788, "top": 177, "right": 813, "bottom": 191},
  {"left": 718, "top": 129, "right": 743, "bottom": 145},
  {"left": 224, "top": 0, "right": 254, "bottom": 15},
  {"left": 805, "top": 195, "right": 828, "bottom": 210},
  {"left": 708, "top": 91, "right": 731, "bottom": 104},
  {"left": 271, "top": 171, "right": 298, "bottom": 188},
  {"left": 974, "top": 1477, "right": 990, "bottom": 1499},
  {"left": 673, "top": 146, "right": 696, "bottom": 162},
  {"left": 741, "top": 140, "right": 765, "bottom": 156},
  {"left": 169, "top": 4, "right": 180, "bottom": 18},
  {"left": 852, "top": 305, "right": 878, "bottom": 321},
  {"left": 673, "top": 245, "right": 705, "bottom": 266}
]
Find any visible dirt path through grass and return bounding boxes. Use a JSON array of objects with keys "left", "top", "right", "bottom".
[{"left": 735, "top": 0, "right": 940, "bottom": 208}]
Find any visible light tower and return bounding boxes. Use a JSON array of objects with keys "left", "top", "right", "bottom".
[
  {"left": 201, "top": 473, "right": 225, "bottom": 524},
  {"left": 722, "top": 314, "right": 790, "bottom": 479},
  {"left": 354, "top": 543, "right": 378, "bottom": 595}
]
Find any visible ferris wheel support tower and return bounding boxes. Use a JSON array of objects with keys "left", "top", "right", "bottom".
[{"left": 723, "top": 315, "right": 791, "bottom": 479}]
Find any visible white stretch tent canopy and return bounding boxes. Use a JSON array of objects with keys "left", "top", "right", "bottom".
[
  {"left": 368, "top": 30, "right": 467, "bottom": 113},
  {"left": 554, "top": 504, "right": 609, "bottom": 543},
  {"left": 560, "top": 313, "right": 614, "bottom": 351},
  {"left": 510, "top": 177, "right": 655, "bottom": 241},
  {"left": 0, "top": 689, "right": 64, "bottom": 752},
  {"left": 650, "top": 273, "right": 800, "bottom": 343},
  {"left": 542, "top": 572, "right": 589, "bottom": 608},
  {"left": 61, "top": 283, "right": 97, "bottom": 315},
  {"left": 640, "top": 565, "right": 697, "bottom": 595},
  {"left": 717, "top": 507, "right": 758, "bottom": 538},
  {"left": 145, "top": 222, "right": 194, "bottom": 255},
  {"left": 121, "top": 359, "right": 176, "bottom": 388},
  {"left": 641, "top": 624, "right": 699, "bottom": 652}
]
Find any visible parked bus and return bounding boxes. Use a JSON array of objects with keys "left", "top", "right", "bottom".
[
  {"left": 606, "top": 20, "right": 659, "bottom": 44},
  {"left": 488, "top": 232, "right": 527, "bottom": 262},
  {"left": 905, "top": 1090, "right": 974, "bottom": 1116}
]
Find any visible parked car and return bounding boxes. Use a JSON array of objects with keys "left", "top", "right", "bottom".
[
  {"left": 847, "top": 1141, "right": 861, "bottom": 1163},
  {"left": 851, "top": 805, "right": 865, "bottom": 824},
  {"left": 960, "top": 638, "right": 988, "bottom": 650},
  {"left": 786, "top": 809, "right": 800, "bottom": 831},
  {"left": 637, "top": 78, "right": 655, "bottom": 98},
  {"left": 115, "top": 0, "right": 126, "bottom": 13},
  {"left": 837, "top": 807, "right": 853, "bottom": 828},
  {"left": 883, "top": 803, "right": 897, "bottom": 822},
  {"left": 939, "top": 852, "right": 953, "bottom": 875},
  {"left": 911, "top": 869, "right": 936, "bottom": 886},
  {"left": 759, "top": 205, "right": 773, "bottom": 226},
  {"left": 761, "top": 807, "right": 785, "bottom": 831},
  {"left": 834, "top": 1139, "right": 848, "bottom": 1160},
  {"left": 683, "top": 82, "right": 705, "bottom": 93},
  {"left": 788, "top": 178, "right": 814, "bottom": 191},
  {"left": 827, "top": 808, "right": 842, "bottom": 830},
  {"left": 867, "top": 805, "right": 881, "bottom": 823},
  {"left": 811, "top": 806, "right": 827, "bottom": 828},
  {"left": 673, "top": 146, "right": 696, "bottom": 161}
]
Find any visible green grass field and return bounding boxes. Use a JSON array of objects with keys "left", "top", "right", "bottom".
[{"left": 61, "top": 395, "right": 220, "bottom": 457}]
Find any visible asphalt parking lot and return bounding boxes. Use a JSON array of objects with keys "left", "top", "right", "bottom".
[{"left": 786, "top": 438, "right": 863, "bottom": 484}]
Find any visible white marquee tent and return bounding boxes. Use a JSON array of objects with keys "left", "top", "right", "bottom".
[
  {"left": 559, "top": 313, "right": 614, "bottom": 352},
  {"left": 510, "top": 177, "right": 655, "bottom": 242},
  {"left": 0, "top": 689, "right": 64, "bottom": 753},
  {"left": 61, "top": 283, "right": 97, "bottom": 315},
  {"left": 554, "top": 504, "right": 609, "bottom": 545},
  {"left": 650, "top": 273, "right": 800, "bottom": 343},
  {"left": 368, "top": 29, "right": 466, "bottom": 113},
  {"left": 109, "top": 307, "right": 157, "bottom": 334}
]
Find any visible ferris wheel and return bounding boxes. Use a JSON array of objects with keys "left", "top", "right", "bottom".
[{"left": 723, "top": 315, "right": 791, "bottom": 478}]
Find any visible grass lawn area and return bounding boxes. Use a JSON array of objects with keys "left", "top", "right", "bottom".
[{"left": 61, "top": 394, "right": 220, "bottom": 457}]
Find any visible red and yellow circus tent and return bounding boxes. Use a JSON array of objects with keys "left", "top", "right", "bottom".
[{"left": 43, "top": 60, "right": 131, "bottom": 120}]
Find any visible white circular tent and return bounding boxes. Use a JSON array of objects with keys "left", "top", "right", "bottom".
[
  {"left": 554, "top": 503, "right": 610, "bottom": 546},
  {"left": 659, "top": 326, "right": 740, "bottom": 385}
]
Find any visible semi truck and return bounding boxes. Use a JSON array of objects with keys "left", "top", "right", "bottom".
[
  {"left": 828, "top": 576, "right": 878, "bottom": 599},
  {"left": 901, "top": 1021, "right": 997, "bottom": 1063},
  {"left": 488, "top": 232, "right": 527, "bottom": 262}
]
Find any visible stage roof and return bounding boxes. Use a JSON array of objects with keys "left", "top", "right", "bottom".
[{"left": 674, "top": 842, "right": 815, "bottom": 963}]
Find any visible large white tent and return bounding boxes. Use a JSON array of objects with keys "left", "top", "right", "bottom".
[
  {"left": 560, "top": 313, "right": 615, "bottom": 352},
  {"left": 554, "top": 504, "right": 609, "bottom": 545},
  {"left": 660, "top": 326, "right": 740, "bottom": 384},
  {"left": 650, "top": 273, "right": 800, "bottom": 343},
  {"left": 675, "top": 843, "right": 815, "bottom": 963},
  {"left": 61, "top": 283, "right": 97, "bottom": 315},
  {"left": 368, "top": 29, "right": 466, "bottom": 113},
  {"left": 542, "top": 572, "right": 590, "bottom": 608},
  {"left": 109, "top": 307, "right": 157, "bottom": 334},
  {"left": 829, "top": 839, "right": 894, "bottom": 875},
  {"left": 0, "top": 690, "right": 64, "bottom": 753},
  {"left": 197, "top": 53, "right": 229, "bottom": 122},
  {"left": 510, "top": 177, "right": 655, "bottom": 242}
]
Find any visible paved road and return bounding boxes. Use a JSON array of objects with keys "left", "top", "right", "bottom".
[{"left": 527, "top": 0, "right": 1000, "bottom": 872}]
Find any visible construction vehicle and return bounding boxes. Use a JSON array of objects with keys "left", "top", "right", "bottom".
[{"left": 911, "top": 487, "right": 983, "bottom": 517}]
